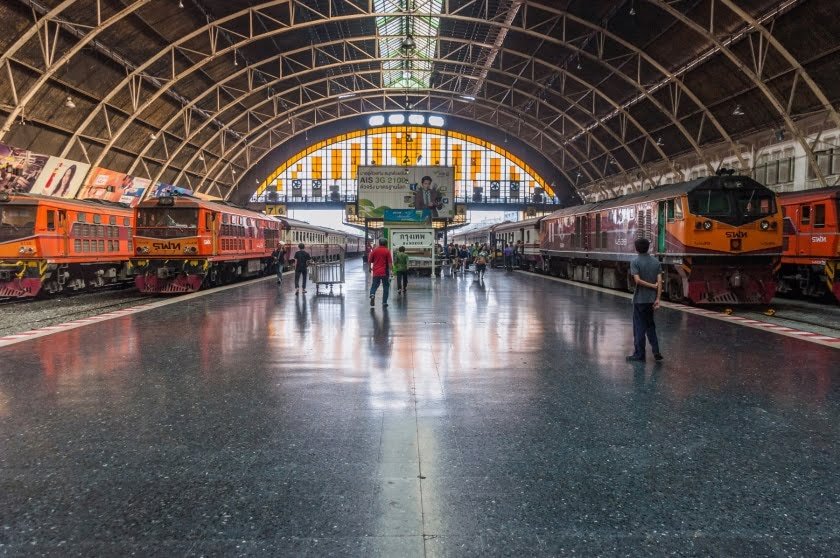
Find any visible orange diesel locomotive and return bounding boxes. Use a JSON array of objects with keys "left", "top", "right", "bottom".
[
  {"left": 540, "top": 173, "right": 783, "bottom": 304},
  {"left": 0, "top": 192, "right": 134, "bottom": 297},
  {"left": 777, "top": 186, "right": 840, "bottom": 302},
  {"left": 132, "top": 196, "right": 281, "bottom": 293}
]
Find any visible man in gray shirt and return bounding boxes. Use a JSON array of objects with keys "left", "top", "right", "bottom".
[{"left": 627, "top": 237, "right": 663, "bottom": 362}]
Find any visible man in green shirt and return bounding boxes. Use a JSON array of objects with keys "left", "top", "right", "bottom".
[{"left": 393, "top": 246, "right": 410, "bottom": 294}]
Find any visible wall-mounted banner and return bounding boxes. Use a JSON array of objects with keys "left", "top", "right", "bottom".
[
  {"left": 357, "top": 166, "right": 454, "bottom": 219},
  {"left": 152, "top": 182, "right": 193, "bottom": 197},
  {"left": 0, "top": 143, "right": 50, "bottom": 194},
  {"left": 78, "top": 167, "right": 150, "bottom": 206},
  {"left": 28, "top": 156, "right": 91, "bottom": 199}
]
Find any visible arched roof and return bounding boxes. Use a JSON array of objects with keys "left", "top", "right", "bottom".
[{"left": 0, "top": 0, "right": 837, "bottom": 201}]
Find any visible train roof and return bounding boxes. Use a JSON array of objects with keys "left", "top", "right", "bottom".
[
  {"left": 0, "top": 192, "right": 132, "bottom": 211},
  {"left": 138, "top": 194, "right": 275, "bottom": 220},
  {"left": 543, "top": 175, "right": 768, "bottom": 219},
  {"left": 493, "top": 216, "right": 544, "bottom": 232},
  {"left": 776, "top": 185, "right": 840, "bottom": 201},
  {"left": 274, "top": 215, "right": 363, "bottom": 238}
]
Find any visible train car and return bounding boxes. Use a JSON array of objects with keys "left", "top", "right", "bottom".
[
  {"left": 132, "top": 195, "right": 281, "bottom": 293},
  {"left": 0, "top": 192, "right": 134, "bottom": 297},
  {"left": 450, "top": 222, "right": 496, "bottom": 248},
  {"left": 777, "top": 186, "right": 840, "bottom": 302},
  {"left": 274, "top": 216, "right": 361, "bottom": 266},
  {"left": 540, "top": 173, "right": 783, "bottom": 305},
  {"left": 492, "top": 217, "right": 545, "bottom": 271}
]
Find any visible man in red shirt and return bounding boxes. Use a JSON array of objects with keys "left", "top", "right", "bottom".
[{"left": 368, "top": 238, "right": 393, "bottom": 307}]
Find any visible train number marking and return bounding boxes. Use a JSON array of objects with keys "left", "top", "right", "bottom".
[
  {"left": 152, "top": 242, "right": 182, "bottom": 250},
  {"left": 725, "top": 231, "right": 748, "bottom": 239},
  {"left": 811, "top": 236, "right": 827, "bottom": 243}
]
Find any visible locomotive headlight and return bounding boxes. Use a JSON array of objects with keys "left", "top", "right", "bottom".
[
  {"left": 18, "top": 246, "right": 35, "bottom": 254},
  {"left": 183, "top": 246, "right": 197, "bottom": 255},
  {"left": 760, "top": 220, "right": 770, "bottom": 230},
  {"left": 136, "top": 246, "right": 149, "bottom": 254},
  {"left": 702, "top": 220, "right": 713, "bottom": 231}
]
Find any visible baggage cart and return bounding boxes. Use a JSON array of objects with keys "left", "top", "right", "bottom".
[{"left": 309, "top": 250, "right": 345, "bottom": 294}]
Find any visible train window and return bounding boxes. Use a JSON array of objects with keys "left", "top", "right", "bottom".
[
  {"left": 674, "top": 198, "right": 683, "bottom": 219},
  {"left": 93, "top": 214, "right": 101, "bottom": 224},
  {"left": 222, "top": 214, "right": 229, "bottom": 224},
  {"left": 47, "top": 211, "right": 55, "bottom": 231},
  {"left": 109, "top": 216, "right": 116, "bottom": 225},
  {"left": 77, "top": 212, "right": 86, "bottom": 223},
  {"left": 689, "top": 190, "right": 731, "bottom": 216},
  {"left": 98, "top": 240, "right": 105, "bottom": 252},
  {"left": 74, "top": 239, "right": 81, "bottom": 252},
  {"left": 801, "top": 206, "right": 811, "bottom": 225},
  {"left": 123, "top": 217, "right": 130, "bottom": 227},
  {"left": 814, "top": 204, "right": 825, "bottom": 228},
  {"left": 98, "top": 225, "right": 105, "bottom": 237},
  {"left": 667, "top": 200, "right": 675, "bottom": 221},
  {"left": 82, "top": 240, "right": 90, "bottom": 252}
]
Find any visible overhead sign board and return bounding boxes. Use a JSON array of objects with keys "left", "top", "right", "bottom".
[
  {"left": 390, "top": 229, "right": 435, "bottom": 249},
  {"left": 357, "top": 166, "right": 454, "bottom": 219},
  {"left": 265, "top": 204, "right": 287, "bottom": 216},
  {"left": 383, "top": 208, "right": 431, "bottom": 223}
]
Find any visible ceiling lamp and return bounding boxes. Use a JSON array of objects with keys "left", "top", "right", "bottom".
[
  {"left": 401, "top": 34, "right": 416, "bottom": 52},
  {"left": 655, "top": 136, "right": 664, "bottom": 146},
  {"left": 775, "top": 128, "right": 785, "bottom": 142},
  {"left": 64, "top": 96, "right": 76, "bottom": 109},
  {"left": 732, "top": 104, "right": 745, "bottom": 116}
]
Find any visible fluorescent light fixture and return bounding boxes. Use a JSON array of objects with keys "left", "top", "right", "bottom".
[
  {"left": 387, "top": 114, "right": 406, "bottom": 125},
  {"left": 368, "top": 115, "right": 385, "bottom": 126},
  {"left": 460, "top": 95, "right": 476, "bottom": 101},
  {"left": 428, "top": 115, "right": 445, "bottom": 127},
  {"left": 408, "top": 114, "right": 425, "bottom": 125},
  {"left": 338, "top": 93, "right": 357, "bottom": 99}
]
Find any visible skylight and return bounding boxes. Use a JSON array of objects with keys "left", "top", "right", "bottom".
[{"left": 374, "top": 0, "right": 443, "bottom": 89}]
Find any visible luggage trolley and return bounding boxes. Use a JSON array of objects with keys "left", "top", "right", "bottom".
[{"left": 309, "top": 246, "right": 345, "bottom": 294}]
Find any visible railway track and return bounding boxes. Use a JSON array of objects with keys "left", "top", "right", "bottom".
[{"left": 0, "top": 289, "right": 153, "bottom": 337}]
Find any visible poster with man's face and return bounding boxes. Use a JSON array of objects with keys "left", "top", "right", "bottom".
[{"left": 357, "top": 166, "right": 454, "bottom": 218}]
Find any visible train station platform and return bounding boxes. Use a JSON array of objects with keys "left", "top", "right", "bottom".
[{"left": 1, "top": 264, "right": 838, "bottom": 556}]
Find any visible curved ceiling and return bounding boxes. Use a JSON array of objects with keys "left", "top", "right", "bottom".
[{"left": 0, "top": 0, "right": 837, "bottom": 202}]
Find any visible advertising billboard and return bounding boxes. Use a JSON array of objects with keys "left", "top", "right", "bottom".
[
  {"left": 78, "top": 167, "right": 150, "bottom": 206},
  {"left": 357, "top": 166, "right": 454, "bottom": 219},
  {"left": 28, "top": 156, "right": 90, "bottom": 199},
  {"left": 0, "top": 143, "right": 49, "bottom": 194},
  {"left": 152, "top": 182, "right": 193, "bottom": 197}
]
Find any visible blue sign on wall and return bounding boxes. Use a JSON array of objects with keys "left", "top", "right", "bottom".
[{"left": 383, "top": 209, "right": 431, "bottom": 223}]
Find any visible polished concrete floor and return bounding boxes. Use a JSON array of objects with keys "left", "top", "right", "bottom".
[{"left": 0, "top": 263, "right": 838, "bottom": 556}]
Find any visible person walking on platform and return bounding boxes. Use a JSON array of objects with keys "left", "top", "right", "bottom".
[
  {"left": 292, "top": 242, "right": 311, "bottom": 295},
  {"left": 475, "top": 247, "right": 489, "bottom": 281},
  {"left": 394, "top": 246, "right": 410, "bottom": 294},
  {"left": 626, "top": 237, "right": 664, "bottom": 362},
  {"left": 272, "top": 243, "right": 286, "bottom": 284},
  {"left": 459, "top": 245, "right": 470, "bottom": 273},
  {"left": 503, "top": 243, "right": 514, "bottom": 271},
  {"left": 368, "top": 238, "right": 393, "bottom": 307}
]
